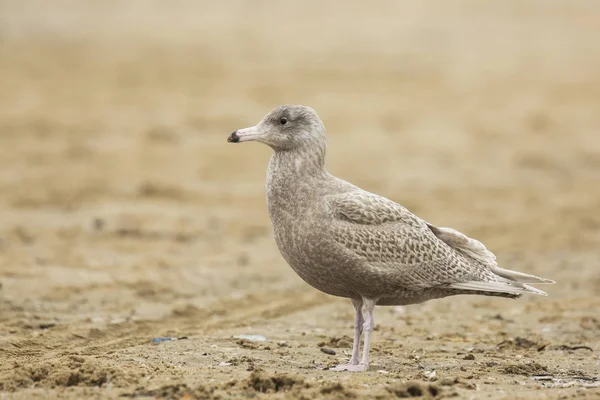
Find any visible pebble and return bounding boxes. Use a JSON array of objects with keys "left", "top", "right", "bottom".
[
  {"left": 233, "top": 334, "right": 267, "bottom": 342},
  {"left": 423, "top": 370, "right": 437, "bottom": 381},
  {"left": 152, "top": 337, "right": 175, "bottom": 343}
]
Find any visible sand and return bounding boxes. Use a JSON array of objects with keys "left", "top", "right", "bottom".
[{"left": 0, "top": 1, "right": 599, "bottom": 399}]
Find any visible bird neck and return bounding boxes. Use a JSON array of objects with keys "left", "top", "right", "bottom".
[
  {"left": 269, "top": 145, "right": 327, "bottom": 180},
  {"left": 266, "top": 146, "right": 328, "bottom": 213}
]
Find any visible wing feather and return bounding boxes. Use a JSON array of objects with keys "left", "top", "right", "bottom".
[{"left": 326, "top": 191, "right": 554, "bottom": 296}]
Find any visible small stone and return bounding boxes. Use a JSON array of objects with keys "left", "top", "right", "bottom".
[
  {"left": 463, "top": 353, "right": 475, "bottom": 360},
  {"left": 233, "top": 334, "right": 267, "bottom": 342},
  {"left": 320, "top": 347, "right": 336, "bottom": 355},
  {"left": 423, "top": 370, "right": 437, "bottom": 381}
]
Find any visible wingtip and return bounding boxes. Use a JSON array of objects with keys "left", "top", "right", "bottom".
[
  {"left": 490, "top": 266, "right": 556, "bottom": 285},
  {"left": 533, "top": 278, "right": 556, "bottom": 284},
  {"left": 522, "top": 284, "right": 549, "bottom": 296}
]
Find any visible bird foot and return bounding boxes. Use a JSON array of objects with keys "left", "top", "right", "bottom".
[{"left": 329, "top": 363, "right": 369, "bottom": 372}]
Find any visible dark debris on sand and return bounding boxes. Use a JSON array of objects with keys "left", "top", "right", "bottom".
[
  {"left": 386, "top": 381, "right": 441, "bottom": 398},
  {"left": 501, "top": 362, "right": 549, "bottom": 376},
  {"left": 245, "top": 369, "right": 307, "bottom": 393}
]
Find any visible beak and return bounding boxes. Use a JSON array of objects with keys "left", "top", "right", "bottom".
[{"left": 227, "top": 125, "right": 264, "bottom": 143}]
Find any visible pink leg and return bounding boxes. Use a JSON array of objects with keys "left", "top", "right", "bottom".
[
  {"left": 348, "top": 298, "right": 364, "bottom": 365},
  {"left": 331, "top": 298, "right": 375, "bottom": 372},
  {"left": 358, "top": 298, "right": 375, "bottom": 368}
]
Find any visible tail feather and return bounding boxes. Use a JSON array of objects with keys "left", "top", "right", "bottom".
[{"left": 427, "top": 223, "right": 556, "bottom": 297}]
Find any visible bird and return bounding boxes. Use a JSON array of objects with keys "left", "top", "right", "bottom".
[{"left": 227, "top": 105, "right": 555, "bottom": 372}]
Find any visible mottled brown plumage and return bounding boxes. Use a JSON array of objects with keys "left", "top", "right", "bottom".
[{"left": 228, "top": 105, "right": 554, "bottom": 371}]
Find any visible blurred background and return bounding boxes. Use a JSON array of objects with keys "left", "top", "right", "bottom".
[{"left": 0, "top": 1, "right": 599, "bottom": 398}]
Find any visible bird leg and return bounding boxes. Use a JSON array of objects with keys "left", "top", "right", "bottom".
[
  {"left": 331, "top": 297, "right": 375, "bottom": 372},
  {"left": 348, "top": 298, "right": 364, "bottom": 364},
  {"left": 358, "top": 298, "right": 375, "bottom": 369}
]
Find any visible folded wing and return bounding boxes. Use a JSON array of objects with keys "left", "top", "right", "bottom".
[{"left": 327, "top": 191, "right": 555, "bottom": 296}]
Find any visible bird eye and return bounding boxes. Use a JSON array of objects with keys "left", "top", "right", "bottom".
[{"left": 279, "top": 117, "right": 288, "bottom": 125}]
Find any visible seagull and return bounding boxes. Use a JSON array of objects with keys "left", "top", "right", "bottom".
[{"left": 227, "top": 105, "right": 554, "bottom": 372}]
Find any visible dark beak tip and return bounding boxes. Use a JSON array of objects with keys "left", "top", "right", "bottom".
[{"left": 227, "top": 131, "right": 239, "bottom": 143}]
